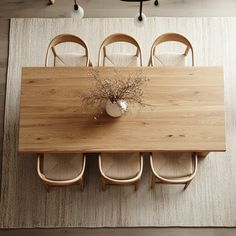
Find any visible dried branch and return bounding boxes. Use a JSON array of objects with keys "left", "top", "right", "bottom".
[{"left": 80, "top": 69, "right": 149, "bottom": 109}]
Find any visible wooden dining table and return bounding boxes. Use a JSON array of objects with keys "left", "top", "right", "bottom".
[{"left": 18, "top": 66, "right": 226, "bottom": 156}]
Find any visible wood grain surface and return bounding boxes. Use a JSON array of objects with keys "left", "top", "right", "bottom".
[{"left": 19, "top": 66, "right": 225, "bottom": 153}]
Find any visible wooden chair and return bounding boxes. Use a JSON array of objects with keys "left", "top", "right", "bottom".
[
  {"left": 98, "top": 152, "right": 143, "bottom": 191},
  {"left": 148, "top": 33, "right": 194, "bottom": 67},
  {"left": 150, "top": 152, "right": 198, "bottom": 190},
  {"left": 37, "top": 153, "right": 86, "bottom": 191},
  {"left": 98, "top": 33, "right": 142, "bottom": 66},
  {"left": 45, "top": 33, "right": 92, "bottom": 67}
]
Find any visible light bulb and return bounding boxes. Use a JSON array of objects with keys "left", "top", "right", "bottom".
[
  {"left": 72, "top": 2, "right": 84, "bottom": 18},
  {"left": 134, "top": 12, "right": 147, "bottom": 27}
]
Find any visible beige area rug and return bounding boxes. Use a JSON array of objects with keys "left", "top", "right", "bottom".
[{"left": 0, "top": 17, "right": 236, "bottom": 228}]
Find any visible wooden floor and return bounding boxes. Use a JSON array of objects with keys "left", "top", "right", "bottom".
[
  {"left": 0, "top": 228, "right": 236, "bottom": 236},
  {"left": 0, "top": 0, "right": 236, "bottom": 233}
]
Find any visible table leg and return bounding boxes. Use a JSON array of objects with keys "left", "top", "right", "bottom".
[{"left": 197, "top": 152, "right": 209, "bottom": 158}]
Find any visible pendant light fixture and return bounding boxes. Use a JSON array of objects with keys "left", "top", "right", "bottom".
[
  {"left": 154, "top": 0, "right": 159, "bottom": 6},
  {"left": 134, "top": 0, "right": 148, "bottom": 27},
  {"left": 121, "top": 0, "right": 159, "bottom": 27},
  {"left": 72, "top": 0, "right": 84, "bottom": 18}
]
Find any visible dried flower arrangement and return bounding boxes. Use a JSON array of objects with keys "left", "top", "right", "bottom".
[{"left": 80, "top": 69, "right": 148, "bottom": 116}]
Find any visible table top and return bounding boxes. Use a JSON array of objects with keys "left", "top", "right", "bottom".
[{"left": 19, "top": 66, "right": 225, "bottom": 153}]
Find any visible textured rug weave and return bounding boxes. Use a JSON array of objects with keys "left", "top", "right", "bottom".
[{"left": 0, "top": 17, "right": 236, "bottom": 228}]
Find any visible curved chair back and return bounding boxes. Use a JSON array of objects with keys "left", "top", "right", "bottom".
[
  {"left": 45, "top": 34, "right": 90, "bottom": 67},
  {"left": 98, "top": 152, "right": 144, "bottom": 191},
  {"left": 150, "top": 152, "right": 198, "bottom": 190},
  {"left": 37, "top": 153, "right": 86, "bottom": 191},
  {"left": 98, "top": 33, "right": 142, "bottom": 66},
  {"left": 149, "top": 33, "right": 194, "bottom": 67}
]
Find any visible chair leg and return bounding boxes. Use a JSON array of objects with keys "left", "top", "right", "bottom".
[
  {"left": 184, "top": 180, "right": 192, "bottom": 190},
  {"left": 101, "top": 176, "right": 106, "bottom": 191},
  {"left": 79, "top": 177, "right": 84, "bottom": 192},
  {"left": 151, "top": 174, "right": 156, "bottom": 189}
]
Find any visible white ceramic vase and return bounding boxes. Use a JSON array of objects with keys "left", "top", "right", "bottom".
[{"left": 105, "top": 99, "right": 128, "bottom": 118}]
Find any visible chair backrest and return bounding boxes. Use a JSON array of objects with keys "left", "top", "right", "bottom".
[
  {"left": 98, "top": 33, "right": 142, "bottom": 66},
  {"left": 45, "top": 34, "right": 90, "bottom": 67},
  {"left": 149, "top": 33, "right": 194, "bottom": 67}
]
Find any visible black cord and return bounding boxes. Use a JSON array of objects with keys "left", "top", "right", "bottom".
[
  {"left": 74, "top": 0, "right": 79, "bottom": 10},
  {"left": 138, "top": 0, "right": 143, "bottom": 21},
  {"left": 154, "top": 0, "right": 159, "bottom": 6}
]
